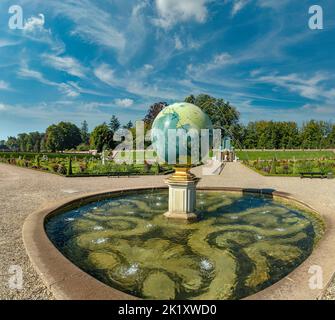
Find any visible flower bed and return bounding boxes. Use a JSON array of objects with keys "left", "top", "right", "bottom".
[
  {"left": 0, "top": 152, "right": 172, "bottom": 177},
  {"left": 242, "top": 158, "right": 335, "bottom": 177}
]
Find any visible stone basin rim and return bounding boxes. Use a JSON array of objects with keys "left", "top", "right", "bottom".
[{"left": 22, "top": 186, "right": 326, "bottom": 300}]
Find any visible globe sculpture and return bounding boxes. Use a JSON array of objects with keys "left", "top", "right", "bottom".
[
  {"left": 151, "top": 102, "right": 213, "bottom": 165},
  {"left": 151, "top": 102, "right": 213, "bottom": 221}
]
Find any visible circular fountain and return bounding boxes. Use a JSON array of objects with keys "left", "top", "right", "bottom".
[
  {"left": 39, "top": 103, "right": 325, "bottom": 300},
  {"left": 45, "top": 189, "right": 324, "bottom": 300}
]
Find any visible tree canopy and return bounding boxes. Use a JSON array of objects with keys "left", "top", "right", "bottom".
[
  {"left": 143, "top": 102, "right": 167, "bottom": 127},
  {"left": 45, "top": 122, "right": 82, "bottom": 152},
  {"left": 109, "top": 115, "right": 121, "bottom": 133},
  {"left": 90, "top": 123, "right": 114, "bottom": 152},
  {"left": 185, "top": 94, "right": 241, "bottom": 141}
]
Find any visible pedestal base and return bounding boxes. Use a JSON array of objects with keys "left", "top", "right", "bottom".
[{"left": 164, "top": 167, "right": 200, "bottom": 221}]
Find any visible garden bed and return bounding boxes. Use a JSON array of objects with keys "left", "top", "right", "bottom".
[
  {"left": 0, "top": 152, "right": 173, "bottom": 177},
  {"left": 242, "top": 158, "right": 335, "bottom": 177}
]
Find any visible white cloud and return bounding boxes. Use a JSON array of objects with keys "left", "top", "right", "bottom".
[
  {"left": 153, "top": 0, "right": 209, "bottom": 29},
  {"left": 253, "top": 72, "right": 329, "bottom": 100},
  {"left": 48, "top": 1, "right": 125, "bottom": 52},
  {"left": 94, "top": 64, "right": 117, "bottom": 87},
  {"left": 18, "top": 67, "right": 50, "bottom": 84},
  {"left": 0, "top": 81, "right": 10, "bottom": 91},
  {"left": 187, "top": 52, "right": 234, "bottom": 79},
  {"left": 114, "top": 98, "right": 134, "bottom": 108},
  {"left": 174, "top": 36, "right": 183, "bottom": 50},
  {"left": 0, "top": 39, "right": 19, "bottom": 48},
  {"left": 22, "top": 13, "right": 65, "bottom": 53},
  {"left": 94, "top": 63, "right": 182, "bottom": 99},
  {"left": 23, "top": 14, "right": 46, "bottom": 32},
  {"left": 42, "top": 54, "right": 86, "bottom": 78},
  {"left": 301, "top": 104, "right": 335, "bottom": 115},
  {"left": 18, "top": 65, "right": 80, "bottom": 98},
  {"left": 0, "top": 103, "right": 8, "bottom": 111},
  {"left": 231, "top": 0, "right": 250, "bottom": 16},
  {"left": 257, "top": 0, "right": 290, "bottom": 10}
]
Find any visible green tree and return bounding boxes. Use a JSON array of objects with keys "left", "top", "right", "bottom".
[
  {"left": 326, "top": 124, "right": 335, "bottom": 148},
  {"left": 124, "top": 121, "right": 133, "bottom": 129},
  {"left": 45, "top": 122, "right": 82, "bottom": 152},
  {"left": 300, "top": 120, "right": 329, "bottom": 149},
  {"left": 67, "top": 157, "right": 73, "bottom": 176},
  {"left": 80, "top": 120, "right": 90, "bottom": 145},
  {"left": 90, "top": 123, "right": 114, "bottom": 152},
  {"left": 6, "top": 136, "right": 18, "bottom": 151},
  {"left": 0, "top": 140, "right": 8, "bottom": 151},
  {"left": 143, "top": 102, "right": 167, "bottom": 127},
  {"left": 109, "top": 115, "right": 121, "bottom": 133},
  {"left": 17, "top": 133, "right": 29, "bottom": 152},
  {"left": 184, "top": 94, "right": 241, "bottom": 142}
]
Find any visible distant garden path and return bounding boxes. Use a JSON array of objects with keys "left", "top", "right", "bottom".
[{"left": 1, "top": 162, "right": 335, "bottom": 300}]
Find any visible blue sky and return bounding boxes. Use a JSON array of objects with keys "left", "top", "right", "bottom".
[{"left": 0, "top": 0, "right": 335, "bottom": 139}]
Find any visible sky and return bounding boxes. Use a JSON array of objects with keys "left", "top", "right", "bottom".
[{"left": 0, "top": 0, "right": 335, "bottom": 139}]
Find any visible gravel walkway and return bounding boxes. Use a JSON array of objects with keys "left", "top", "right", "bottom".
[{"left": 1, "top": 162, "right": 335, "bottom": 299}]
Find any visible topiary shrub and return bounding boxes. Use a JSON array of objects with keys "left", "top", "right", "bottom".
[
  {"left": 57, "top": 165, "right": 67, "bottom": 175},
  {"left": 270, "top": 158, "right": 277, "bottom": 174},
  {"left": 35, "top": 155, "right": 40, "bottom": 168},
  {"left": 67, "top": 157, "right": 73, "bottom": 176},
  {"left": 79, "top": 162, "right": 87, "bottom": 173}
]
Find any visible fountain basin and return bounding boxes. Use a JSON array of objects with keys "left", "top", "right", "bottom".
[
  {"left": 23, "top": 188, "right": 324, "bottom": 299},
  {"left": 23, "top": 187, "right": 325, "bottom": 300}
]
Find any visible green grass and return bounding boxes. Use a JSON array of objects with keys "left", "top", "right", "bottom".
[{"left": 236, "top": 150, "right": 335, "bottom": 161}]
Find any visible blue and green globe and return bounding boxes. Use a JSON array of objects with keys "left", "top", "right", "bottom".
[{"left": 151, "top": 102, "right": 213, "bottom": 165}]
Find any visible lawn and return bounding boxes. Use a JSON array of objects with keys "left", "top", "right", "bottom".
[{"left": 236, "top": 150, "right": 335, "bottom": 161}]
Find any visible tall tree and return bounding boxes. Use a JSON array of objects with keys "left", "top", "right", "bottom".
[
  {"left": 109, "top": 115, "right": 121, "bottom": 133},
  {"left": 6, "top": 137, "right": 18, "bottom": 151},
  {"left": 124, "top": 121, "right": 133, "bottom": 129},
  {"left": 0, "top": 140, "right": 8, "bottom": 151},
  {"left": 301, "top": 120, "right": 329, "bottom": 149},
  {"left": 90, "top": 123, "right": 114, "bottom": 152},
  {"left": 143, "top": 102, "right": 167, "bottom": 127},
  {"left": 184, "top": 94, "right": 241, "bottom": 142},
  {"left": 45, "top": 122, "right": 82, "bottom": 152},
  {"left": 80, "top": 120, "right": 90, "bottom": 144}
]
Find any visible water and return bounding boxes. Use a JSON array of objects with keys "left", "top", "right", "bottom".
[{"left": 45, "top": 190, "right": 324, "bottom": 300}]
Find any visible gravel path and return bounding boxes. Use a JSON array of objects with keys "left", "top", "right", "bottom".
[{"left": 1, "top": 162, "right": 335, "bottom": 299}]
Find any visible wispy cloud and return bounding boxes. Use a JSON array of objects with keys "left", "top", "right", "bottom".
[
  {"left": 94, "top": 63, "right": 185, "bottom": 100},
  {"left": 231, "top": 0, "right": 250, "bottom": 16},
  {"left": 45, "top": 0, "right": 126, "bottom": 52},
  {"left": 187, "top": 53, "right": 235, "bottom": 79},
  {"left": 0, "top": 39, "right": 20, "bottom": 48},
  {"left": 17, "top": 65, "right": 80, "bottom": 98},
  {"left": 153, "top": 0, "right": 210, "bottom": 29},
  {"left": 253, "top": 72, "right": 330, "bottom": 101},
  {"left": 41, "top": 54, "right": 87, "bottom": 78},
  {"left": 0, "top": 80, "right": 10, "bottom": 91},
  {"left": 0, "top": 103, "right": 8, "bottom": 111},
  {"left": 22, "top": 13, "right": 65, "bottom": 53}
]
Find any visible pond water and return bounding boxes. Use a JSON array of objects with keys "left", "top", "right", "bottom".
[{"left": 45, "top": 190, "right": 324, "bottom": 300}]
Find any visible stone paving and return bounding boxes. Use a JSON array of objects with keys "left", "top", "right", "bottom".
[{"left": 1, "top": 162, "right": 335, "bottom": 299}]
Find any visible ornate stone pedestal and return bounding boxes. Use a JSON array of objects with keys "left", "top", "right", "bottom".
[{"left": 164, "top": 167, "right": 200, "bottom": 221}]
